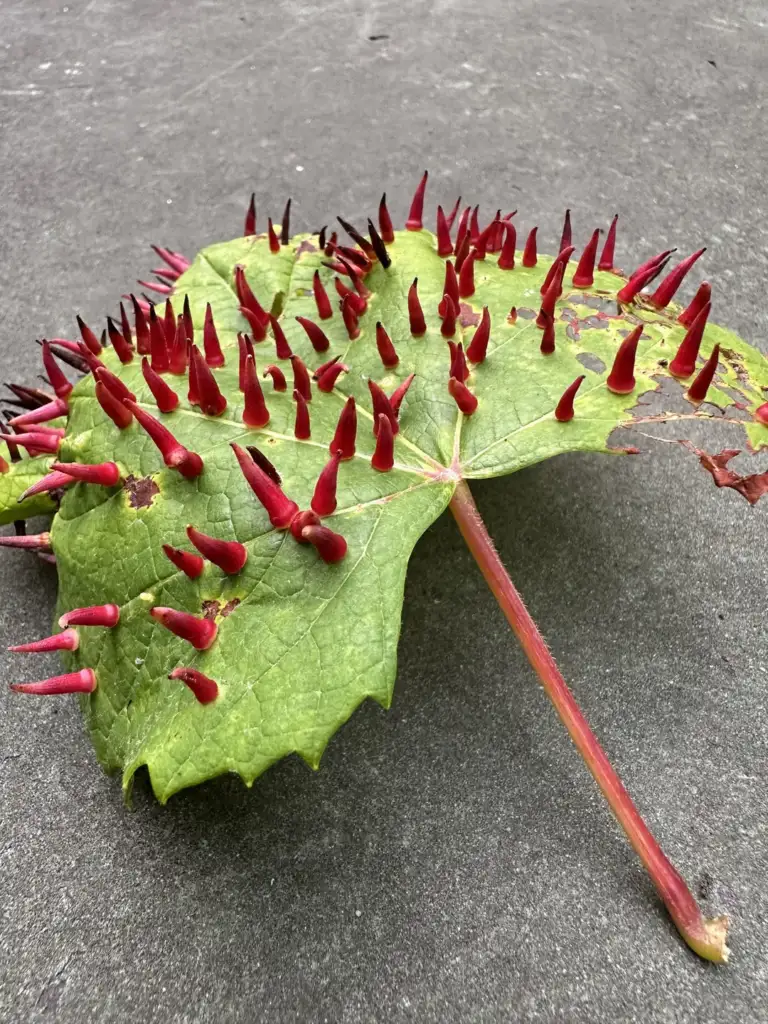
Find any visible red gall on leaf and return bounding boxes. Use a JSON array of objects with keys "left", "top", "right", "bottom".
[
  {"left": 330, "top": 397, "right": 357, "bottom": 460},
  {"left": 267, "top": 217, "right": 280, "bottom": 253},
  {"left": 168, "top": 320, "right": 189, "bottom": 376},
  {"left": 234, "top": 266, "right": 269, "bottom": 341},
  {"left": 390, "top": 374, "right": 415, "bottom": 419},
  {"left": 203, "top": 302, "right": 227, "bottom": 365},
  {"left": 539, "top": 311, "right": 556, "bottom": 355},
  {"left": 190, "top": 346, "right": 227, "bottom": 416},
  {"left": 405, "top": 170, "right": 428, "bottom": 231},
  {"left": 498, "top": 221, "right": 517, "bottom": 271},
  {"left": 448, "top": 377, "right": 478, "bottom": 415},
  {"left": 148, "top": 306, "right": 169, "bottom": 372},
  {"left": 316, "top": 361, "right": 348, "bottom": 393},
  {"left": 555, "top": 375, "right": 586, "bottom": 422},
  {"left": 242, "top": 354, "right": 270, "bottom": 428},
  {"left": 572, "top": 229, "right": 601, "bottom": 288},
  {"left": 131, "top": 295, "right": 151, "bottom": 355},
  {"left": 51, "top": 461, "right": 121, "bottom": 487},
  {"left": 244, "top": 193, "right": 256, "bottom": 236},
  {"left": 162, "top": 544, "right": 205, "bottom": 580},
  {"left": 301, "top": 524, "right": 348, "bottom": 564},
  {"left": 0, "top": 431, "right": 60, "bottom": 455},
  {"left": 448, "top": 341, "right": 469, "bottom": 383},
  {"left": 94, "top": 365, "right": 135, "bottom": 404},
  {"left": 647, "top": 249, "right": 706, "bottom": 309},
  {"left": 8, "top": 628, "right": 79, "bottom": 653},
  {"left": 124, "top": 401, "right": 204, "bottom": 478},
  {"left": 96, "top": 381, "right": 133, "bottom": 429},
  {"left": 142, "top": 357, "right": 180, "bottom": 413},
  {"left": 458, "top": 251, "right": 476, "bottom": 298},
  {"left": 755, "top": 402, "right": 768, "bottom": 427},
  {"left": 408, "top": 279, "right": 427, "bottom": 336},
  {"left": 150, "top": 607, "right": 218, "bottom": 650},
  {"left": 168, "top": 668, "right": 219, "bottom": 704},
  {"left": 522, "top": 226, "right": 538, "bottom": 267},
  {"left": 435, "top": 205, "right": 453, "bottom": 257},
  {"left": 76, "top": 315, "right": 102, "bottom": 356},
  {"left": 679, "top": 281, "right": 712, "bottom": 328},
  {"left": 606, "top": 324, "right": 643, "bottom": 395},
  {"left": 10, "top": 669, "right": 96, "bottom": 696},
  {"left": 371, "top": 413, "right": 394, "bottom": 471},
  {"left": 445, "top": 195, "right": 462, "bottom": 231},
  {"left": 231, "top": 442, "right": 299, "bottom": 528},
  {"left": 291, "top": 355, "right": 312, "bottom": 401},
  {"left": 368, "top": 379, "right": 398, "bottom": 436},
  {"left": 59, "top": 604, "right": 120, "bottom": 628},
  {"left": 187, "top": 525, "right": 248, "bottom": 575},
  {"left": 540, "top": 246, "right": 574, "bottom": 297},
  {"left": 293, "top": 389, "right": 311, "bottom": 439},
  {"left": 341, "top": 293, "right": 361, "bottom": 340},
  {"left": 598, "top": 214, "right": 618, "bottom": 271},
  {"left": 669, "top": 303, "right": 711, "bottom": 379},
  {"left": 269, "top": 314, "right": 293, "bottom": 360},
  {"left": 312, "top": 270, "right": 333, "bottom": 320},
  {"left": 378, "top": 193, "right": 394, "bottom": 244},
  {"left": 687, "top": 344, "right": 720, "bottom": 405},
  {"left": 375, "top": 322, "right": 399, "bottom": 368},
  {"left": 9, "top": 397, "right": 68, "bottom": 429},
  {"left": 440, "top": 295, "right": 458, "bottom": 337},
  {"left": 466, "top": 307, "right": 491, "bottom": 364},
  {"left": 263, "top": 364, "right": 287, "bottom": 391},
  {"left": 311, "top": 452, "right": 342, "bottom": 517},
  {"left": 296, "top": 316, "right": 330, "bottom": 353},
  {"left": 41, "top": 342, "right": 73, "bottom": 400},
  {"left": 107, "top": 317, "right": 134, "bottom": 364}
]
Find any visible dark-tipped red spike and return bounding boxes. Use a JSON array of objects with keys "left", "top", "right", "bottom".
[
  {"left": 245, "top": 444, "right": 281, "bottom": 485},
  {"left": 131, "top": 295, "right": 151, "bottom": 354},
  {"left": 239, "top": 305, "right": 268, "bottom": 342},
  {"left": 316, "top": 362, "right": 348, "bottom": 393},
  {"left": 148, "top": 305, "right": 169, "bottom": 372},
  {"left": 9, "top": 398, "right": 68, "bottom": 428},
  {"left": 455, "top": 206, "right": 471, "bottom": 249},
  {"left": 312, "top": 270, "right": 333, "bottom": 319},
  {"left": 231, "top": 442, "right": 299, "bottom": 528},
  {"left": 94, "top": 365, "right": 135, "bottom": 405},
  {"left": 150, "top": 607, "right": 217, "bottom": 650},
  {"left": 445, "top": 196, "right": 462, "bottom": 230},
  {"left": 4, "top": 383, "right": 54, "bottom": 409},
  {"left": 453, "top": 230, "right": 471, "bottom": 274},
  {"left": 138, "top": 279, "right": 172, "bottom": 295},
  {"left": 74, "top": 340, "right": 105, "bottom": 374},
  {"left": 340, "top": 294, "right": 361, "bottom": 340},
  {"left": 124, "top": 400, "right": 203, "bottom": 477},
  {"left": 442, "top": 260, "right": 460, "bottom": 310},
  {"left": 187, "top": 344, "right": 199, "bottom": 406},
  {"left": 17, "top": 471, "right": 72, "bottom": 500},
  {"left": 263, "top": 364, "right": 287, "bottom": 391},
  {"left": 10, "top": 669, "right": 96, "bottom": 695},
  {"left": 368, "top": 379, "right": 398, "bottom": 435},
  {"left": 469, "top": 206, "right": 480, "bottom": 245},
  {"left": 51, "top": 460, "right": 120, "bottom": 486},
  {"left": 498, "top": 221, "right": 517, "bottom": 270},
  {"left": 458, "top": 251, "right": 476, "bottom": 298},
  {"left": 378, "top": 193, "right": 394, "bottom": 244},
  {"left": 687, "top": 344, "right": 720, "bottom": 404},
  {"left": 267, "top": 217, "right": 280, "bottom": 252},
  {"left": 536, "top": 268, "right": 562, "bottom": 328},
  {"left": 293, "top": 389, "right": 311, "bottom": 439},
  {"left": 313, "top": 356, "right": 340, "bottom": 381},
  {"left": 119, "top": 301, "right": 133, "bottom": 347},
  {"left": 0, "top": 431, "right": 60, "bottom": 455},
  {"left": 371, "top": 413, "right": 394, "bottom": 471},
  {"left": 311, "top": 452, "right": 341, "bottom": 516},
  {"left": 669, "top": 303, "right": 712, "bottom": 379},
  {"left": 294, "top": 316, "right": 330, "bottom": 355},
  {"left": 554, "top": 375, "right": 585, "bottom": 422},
  {"left": 244, "top": 193, "right": 256, "bottom": 236},
  {"left": 440, "top": 295, "right": 458, "bottom": 337},
  {"left": 617, "top": 250, "right": 676, "bottom": 304},
  {"left": 107, "top": 317, "right": 134, "bottom": 363},
  {"left": 59, "top": 604, "right": 120, "bottom": 628},
  {"left": 572, "top": 229, "right": 600, "bottom": 288},
  {"left": 648, "top": 248, "right": 707, "bottom": 309},
  {"left": 202, "top": 302, "right": 226, "bottom": 366},
  {"left": 41, "top": 342, "right": 73, "bottom": 399},
  {"left": 317, "top": 226, "right": 327, "bottom": 250},
  {"left": 522, "top": 227, "right": 538, "bottom": 267},
  {"left": 325, "top": 230, "right": 338, "bottom": 255},
  {"left": 405, "top": 171, "right": 428, "bottom": 231},
  {"left": 76, "top": 315, "right": 102, "bottom": 356},
  {"left": 162, "top": 543, "right": 204, "bottom": 579},
  {"left": 375, "top": 322, "right": 399, "bottom": 368},
  {"left": 448, "top": 377, "right": 478, "bottom": 415},
  {"left": 435, "top": 205, "right": 453, "bottom": 257},
  {"left": 9, "top": 628, "right": 79, "bottom": 653},
  {"left": 559, "top": 209, "right": 572, "bottom": 252},
  {"left": 301, "top": 524, "right": 347, "bottom": 563},
  {"left": 679, "top": 281, "right": 712, "bottom": 328},
  {"left": 269, "top": 314, "right": 292, "bottom": 360},
  {"left": 408, "top": 278, "right": 427, "bottom": 336},
  {"left": 337, "top": 217, "right": 375, "bottom": 258},
  {"left": 280, "top": 197, "right": 292, "bottom": 244},
  {"left": 181, "top": 294, "right": 193, "bottom": 343},
  {"left": 164, "top": 299, "right": 177, "bottom": 346},
  {"left": 598, "top": 215, "right": 618, "bottom": 271},
  {"left": 168, "top": 667, "right": 219, "bottom": 704},
  {"left": 606, "top": 324, "right": 643, "bottom": 394},
  {"left": 95, "top": 381, "right": 132, "bottom": 429},
  {"left": 242, "top": 353, "right": 270, "bottom": 428},
  {"left": 448, "top": 341, "right": 469, "bottom": 382},
  {"left": 187, "top": 525, "right": 247, "bottom": 574},
  {"left": 237, "top": 334, "right": 253, "bottom": 390},
  {"left": 390, "top": 374, "right": 415, "bottom": 419},
  {"left": 466, "top": 307, "right": 491, "bottom": 364},
  {"left": 330, "top": 397, "right": 356, "bottom": 460},
  {"left": 45, "top": 341, "right": 89, "bottom": 373},
  {"left": 291, "top": 355, "right": 312, "bottom": 401},
  {"left": 0, "top": 531, "right": 51, "bottom": 550},
  {"left": 190, "top": 346, "right": 227, "bottom": 416},
  {"left": 168, "top": 320, "right": 189, "bottom": 375},
  {"left": 142, "top": 357, "right": 180, "bottom": 413},
  {"left": 234, "top": 266, "right": 268, "bottom": 342},
  {"left": 540, "top": 246, "right": 575, "bottom": 296},
  {"left": 367, "top": 219, "right": 391, "bottom": 268},
  {"left": 539, "top": 312, "right": 556, "bottom": 355}
]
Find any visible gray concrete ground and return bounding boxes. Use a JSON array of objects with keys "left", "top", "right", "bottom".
[{"left": 1, "top": 1, "right": 767, "bottom": 1021}]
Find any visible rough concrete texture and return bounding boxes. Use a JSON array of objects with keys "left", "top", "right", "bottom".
[{"left": 1, "top": 1, "right": 767, "bottom": 1021}]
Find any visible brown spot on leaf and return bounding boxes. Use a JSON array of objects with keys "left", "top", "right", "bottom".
[
  {"left": 124, "top": 475, "right": 160, "bottom": 509},
  {"left": 296, "top": 239, "right": 318, "bottom": 257},
  {"left": 720, "top": 348, "right": 751, "bottom": 388},
  {"left": 682, "top": 443, "right": 768, "bottom": 505},
  {"left": 201, "top": 597, "right": 241, "bottom": 621},
  {"left": 458, "top": 303, "right": 480, "bottom": 328},
  {"left": 221, "top": 598, "right": 240, "bottom": 617}
]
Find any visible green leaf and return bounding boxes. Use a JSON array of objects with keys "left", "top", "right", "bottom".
[
  {"left": 0, "top": 444, "right": 57, "bottom": 525},
  {"left": 20, "top": 220, "right": 764, "bottom": 801}
]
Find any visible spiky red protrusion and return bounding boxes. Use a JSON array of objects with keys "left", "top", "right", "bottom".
[
  {"left": 453, "top": 230, "right": 471, "bottom": 274},
  {"left": 187, "top": 350, "right": 199, "bottom": 405},
  {"left": 241, "top": 353, "right": 270, "bottom": 428},
  {"left": 378, "top": 193, "right": 394, "bottom": 244},
  {"left": 498, "top": 221, "right": 517, "bottom": 270},
  {"left": 187, "top": 525, "right": 248, "bottom": 574},
  {"left": 141, "top": 357, "right": 180, "bottom": 413},
  {"left": 540, "top": 246, "right": 574, "bottom": 297},
  {"left": 234, "top": 266, "right": 268, "bottom": 343},
  {"left": 405, "top": 278, "right": 426, "bottom": 337},
  {"left": 10, "top": 669, "right": 96, "bottom": 696},
  {"left": 598, "top": 215, "right": 618, "bottom": 271},
  {"left": 337, "top": 217, "right": 375, "bottom": 259},
  {"left": 311, "top": 452, "right": 342, "bottom": 516},
  {"left": 168, "top": 320, "right": 189, "bottom": 375},
  {"left": 522, "top": 227, "right": 538, "bottom": 267},
  {"left": 448, "top": 341, "right": 469, "bottom": 383},
  {"left": 301, "top": 524, "right": 347, "bottom": 563},
  {"left": 190, "top": 346, "right": 227, "bottom": 416},
  {"left": 669, "top": 303, "right": 712, "bottom": 379},
  {"left": 554, "top": 375, "right": 585, "bottom": 422},
  {"left": 293, "top": 389, "right": 311, "bottom": 439},
  {"left": 679, "top": 281, "right": 712, "bottom": 328},
  {"left": 269, "top": 314, "right": 293, "bottom": 360},
  {"left": 458, "top": 251, "right": 476, "bottom": 298},
  {"left": 94, "top": 365, "right": 135, "bottom": 405},
  {"left": 507, "top": 307, "right": 518, "bottom": 324},
  {"left": 164, "top": 300, "right": 177, "bottom": 345},
  {"left": 316, "top": 361, "right": 348, "bottom": 393},
  {"left": 374, "top": 322, "right": 399, "bottom": 368},
  {"left": 9, "top": 397, "right": 68, "bottom": 429},
  {"left": 466, "top": 307, "right": 491, "bottom": 364},
  {"left": 469, "top": 206, "right": 480, "bottom": 245},
  {"left": 448, "top": 377, "right": 478, "bottom": 415},
  {"left": 76, "top": 315, "right": 102, "bottom": 356},
  {"left": 125, "top": 400, "right": 203, "bottom": 477},
  {"left": 293, "top": 316, "right": 329, "bottom": 356},
  {"left": 168, "top": 667, "right": 219, "bottom": 704},
  {"left": 340, "top": 294, "right": 360, "bottom": 341},
  {"left": 559, "top": 209, "right": 572, "bottom": 252},
  {"left": 366, "top": 218, "right": 391, "bottom": 268},
  {"left": 202, "top": 302, "right": 227, "bottom": 366},
  {"left": 96, "top": 381, "right": 133, "bottom": 429},
  {"left": 150, "top": 607, "right": 217, "bottom": 650},
  {"left": 368, "top": 380, "right": 398, "bottom": 435},
  {"left": 231, "top": 442, "right": 299, "bottom": 528},
  {"left": 162, "top": 543, "right": 205, "bottom": 579},
  {"left": 148, "top": 306, "right": 169, "bottom": 372},
  {"left": 572, "top": 229, "right": 600, "bottom": 288},
  {"left": 17, "top": 470, "right": 71, "bottom": 501},
  {"left": 4, "top": 384, "right": 54, "bottom": 410},
  {"left": 41, "top": 342, "right": 73, "bottom": 400},
  {"left": 406, "top": 171, "right": 428, "bottom": 231},
  {"left": 107, "top": 317, "right": 134, "bottom": 364},
  {"left": 131, "top": 295, "right": 151, "bottom": 355},
  {"left": 455, "top": 206, "right": 471, "bottom": 249},
  {"left": 8, "top": 628, "right": 79, "bottom": 653},
  {"left": 60, "top": 604, "right": 120, "bottom": 628},
  {"left": 290, "top": 508, "right": 320, "bottom": 542},
  {"left": 371, "top": 413, "right": 394, "bottom": 471},
  {"left": 263, "top": 364, "right": 287, "bottom": 391},
  {"left": 330, "top": 397, "right": 357, "bottom": 460},
  {"left": 244, "top": 193, "right": 257, "bottom": 236},
  {"left": 687, "top": 344, "right": 720, "bottom": 404},
  {"left": 537, "top": 264, "right": 565, "bottom": 328},
  {"left": 312, "top": 270, "right": 333, "bottom": 320},
  {"left": 617, "top": 250, "right": 675, "bottom": 304},
  {"left": 268, "top": 217, "right": 280, "bottom": 253},
  {"left": 0, "top": 532, "right": 51, "bottom": 550},
  {"left": 435, "top": 205, "right": 453, "bottom": 256},
  {"left": 181, "top": 295, "right": 193, "bottom": 343},
  {"left": 237, "top": 333, "right": 253, "bottom": 390},
  {"left": 441, "top": 261, "right": 460, "bottom": 312},
  {"left": 539, "top": 312, "right": 556, "bottom": 355},
  {"left": 51, "top": 460, "right": 120, "bottom": 486},
  {"left": 445, "top": 196, "right": 462, "bottom": 230},
  {"left": 290, "top": 355, "right": 311, "bottom": 401},
  {"left": 648, "top": 249, "right": 706, "bottom": 309},
  {"left": 755, "top": 403, "right": 768, "bottom": 426},
  {"left": 440, "top": 295, "right": 458, "bottom": 337},
  {"left": 606, "top": 324, "right": 643, "bottom": 395},
  {"left": 390, "top": 373, "right": 415, "bottom": 419},
  {"left": 138, "top": 279, "right": 172, "bottom": 296},
  {"left": 119, "top": 301, "right": 133, "bottom": 348},
  {"left": 0, "top": 431, "right": 60, "bottom": 455}
]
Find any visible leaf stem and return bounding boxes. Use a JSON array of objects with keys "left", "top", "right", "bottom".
[{"left": 449, "top": 479, "right": 729, "bottom": 963}]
